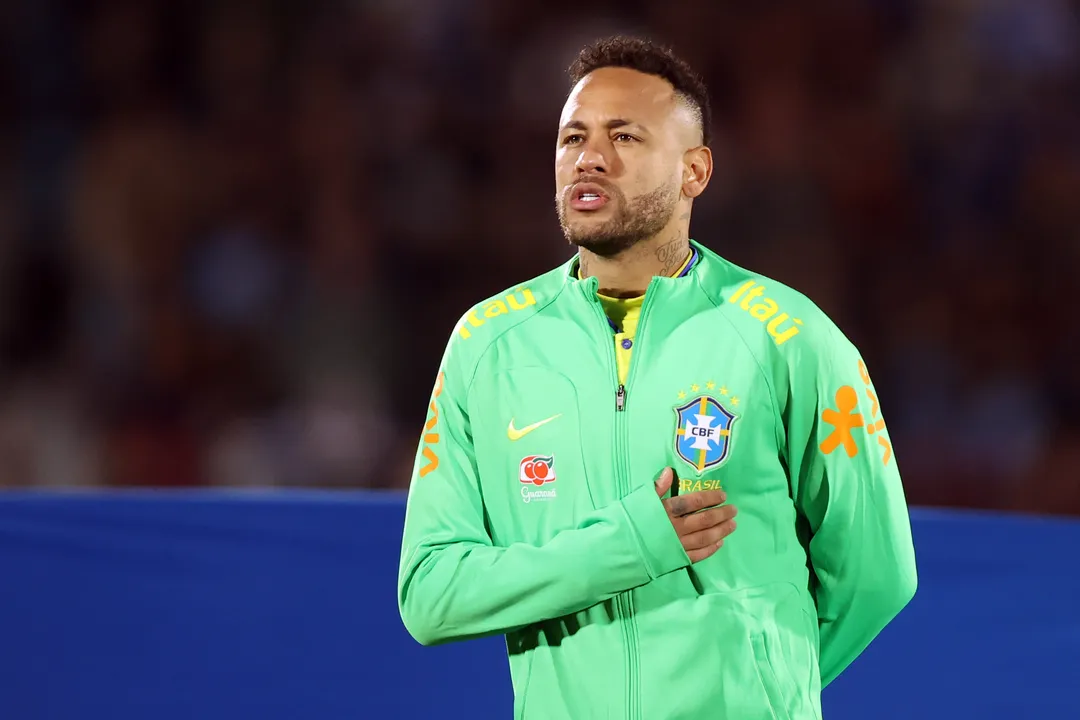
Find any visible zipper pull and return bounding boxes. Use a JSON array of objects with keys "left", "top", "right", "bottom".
[{"left": 616, "top": 384, "right": 626, "bottom": 412}]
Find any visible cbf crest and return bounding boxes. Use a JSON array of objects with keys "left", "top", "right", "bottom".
[{"left": 674, "top": 386, "right": 739, "bottom": 474}]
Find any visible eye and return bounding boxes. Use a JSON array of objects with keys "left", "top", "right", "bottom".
[
  {"left": 614, "top": 133, "right": 637, "bottom": 143},
  {"left": 562, "top": 134, "right": 584, "bottom": 145}
]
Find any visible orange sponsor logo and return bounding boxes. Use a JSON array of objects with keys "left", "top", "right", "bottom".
[
  {"left": 419, "top": 372, "right": 444, "bottom": 478},
  {"left": 819, "top": 359, "right": 892, "bottom": 466}
]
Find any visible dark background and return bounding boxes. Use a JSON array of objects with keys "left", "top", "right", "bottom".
[{"left": 1, "top": 0, "right": 1078, "bottom": 515}]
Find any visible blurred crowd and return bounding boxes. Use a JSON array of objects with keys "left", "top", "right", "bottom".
[{"left": 0, "top": 0, "right": 1077, "bottom": 515}]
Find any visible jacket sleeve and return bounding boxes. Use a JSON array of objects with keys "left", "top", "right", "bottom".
[
  {"left": 397, "top": 329, "right": 690, "bottom": 647},
  {"left": 785, "top": 322, "right": 918, "bottom": 687}
]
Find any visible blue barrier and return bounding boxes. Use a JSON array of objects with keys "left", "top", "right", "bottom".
[{"left": 0, "top": 491, "right": 1075, "bottom": 719}]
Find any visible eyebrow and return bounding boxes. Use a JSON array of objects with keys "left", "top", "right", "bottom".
[{"left": 560, "top": 118, "right": 647, "bottom": 134}]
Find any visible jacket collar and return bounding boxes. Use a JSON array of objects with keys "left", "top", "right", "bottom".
[{"left": 564, "top": 239, "right": 705, "bottom": 287}]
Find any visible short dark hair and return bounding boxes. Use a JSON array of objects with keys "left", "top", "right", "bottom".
[{"left": 568, "top": 35, "right": 712, "bottom": 147}]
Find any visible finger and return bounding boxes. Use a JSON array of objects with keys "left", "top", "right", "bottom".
[
  {"left": 654, "top": 468, "right": 673, "bottom": 498},
  {"left": 666, "top": 489, "right": 726, "bottom": 517},
  {"left": 680, "top": 519, "right": 737, "bottom": 552},
  {"left": 678, "top": 504, "right": 737, "bottom": 534},
  {"left": 686, "top": 542, "right": 722, "bottom": 563}
]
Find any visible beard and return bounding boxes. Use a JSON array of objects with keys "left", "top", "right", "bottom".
[{"left": 556, "top": 180, "right": 680, "bottom": 258}]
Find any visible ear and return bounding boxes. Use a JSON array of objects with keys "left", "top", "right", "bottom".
[{"left": 681, "top": 146, "right": 713, "bottom": 200}]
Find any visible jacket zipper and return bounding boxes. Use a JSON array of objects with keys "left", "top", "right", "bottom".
[{"left": 591, "top": 278, "right": 659, "bottom": 720}]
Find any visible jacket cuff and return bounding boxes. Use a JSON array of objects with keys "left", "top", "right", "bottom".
[{"left": 620, "top": 482, "right": 691, "bottom": 579}]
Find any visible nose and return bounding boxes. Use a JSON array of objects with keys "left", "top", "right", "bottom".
[{"left": 575, "top": 143, "right": 607, "bottom": 175}]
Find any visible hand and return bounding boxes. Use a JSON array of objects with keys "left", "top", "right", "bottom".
[{"left": 654, "top": 467, "right": 738, "bottom": 563}]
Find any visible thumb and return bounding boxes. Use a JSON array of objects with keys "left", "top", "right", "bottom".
[{"left": 655, "top": 467, "right": 673, "bottom": 498}]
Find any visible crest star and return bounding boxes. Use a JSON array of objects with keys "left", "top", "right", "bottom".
[
  {"left": 719, "top": 386, "right": 728, "bottom": 396},
  {"left": 732, "top": 396, "right": 740, "bottom": 406},
  {"left": 677, "top": 390, "right": 687, "bottom": 400},
  {"left": 706, "top": 381, "right": 715, "bottom": 390},
  {"left": 691, "top": 384, "right": 700, "bottom": 392}
]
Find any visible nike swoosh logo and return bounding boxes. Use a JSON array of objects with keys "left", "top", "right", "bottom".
[{"left": 507, "top": 414, "right": 562, "bottom": 441}]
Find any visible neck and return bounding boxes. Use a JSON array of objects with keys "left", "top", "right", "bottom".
[{"left": 579, "top": 229, "right": 691, "bottom": 297}]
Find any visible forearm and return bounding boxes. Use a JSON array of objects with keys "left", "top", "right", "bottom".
[{"left": 399, "top": 482, "right": 687, "bottom": 645}]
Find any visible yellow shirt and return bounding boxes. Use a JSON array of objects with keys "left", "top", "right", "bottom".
[
  {"left": 580, "top": 249, "right": 696, "bottom": 385},
  {"left": 598, "top": 294, "right": 644, "bottom": 386}
]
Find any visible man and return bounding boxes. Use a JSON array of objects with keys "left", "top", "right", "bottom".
[{"left": 398, "top": 35, "right": 917, "bottom": 719}]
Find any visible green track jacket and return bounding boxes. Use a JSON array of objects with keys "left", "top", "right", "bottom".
[{"left": 398, "top": 240, "right": 918, "bottom": 719}]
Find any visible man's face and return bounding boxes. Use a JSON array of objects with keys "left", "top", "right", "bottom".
[{"left": 555, "top": 67, "right": 694, "bottom": 257}]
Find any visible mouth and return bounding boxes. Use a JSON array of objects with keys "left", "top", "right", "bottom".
[{"left": 568, "top": 182, "right": 611, "bottom": 212}]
